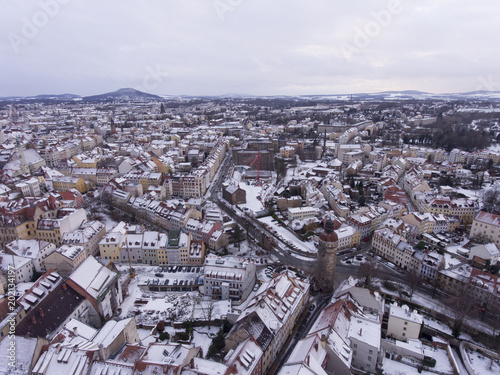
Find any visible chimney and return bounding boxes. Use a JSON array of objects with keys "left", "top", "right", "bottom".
[
  {"left": 359, "top": 328, "right": 362, "bottom": 336},
  {"left": 31, "top": 315, "right": 37, "bottom": 325}
]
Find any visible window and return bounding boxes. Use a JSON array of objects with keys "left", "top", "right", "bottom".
[
  {"left": 369, "top": 350, "right": 373, "bottom": 354},
  {"left": 368, "top": 356, "right": 372, "bottom": 361}
]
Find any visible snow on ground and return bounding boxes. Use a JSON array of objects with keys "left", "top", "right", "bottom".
[
  {"left": 456, "top": 188, "right": 481, "bottom": 201},
  {"left": 259, "top": 215, "right": 317, "bottom": 253},
  {"left": 423, "top": 315, "right": 452, "bottom": 335},
  {"left": 137, "top": 327, "right": 158, "bottom": 346},
  {"left": 383, "top": 345, "right": 455, "bottom": 374},
  {"left": 237, "top": 181, "right": 264, "bottom": 212},
  {"left": 192, "top": 326, "right": 220, "bottom": 357},
  {"left": 423, "top": 345, "right": 454, "bottom": 374},
  {"left": 94, "top": 211, "right": 120, "bottom": 231},
  {"left": 118, "top": 266, "right": 230, "bottom": 326},
  {"left": 341, "top": 254, "right": 365, "bottom": 266},
  {"left": 284, "top": 162, "right": 319, "bottom": 183},
  {"left": 464, "top": 348, "right": 500, "bottom": 374}
]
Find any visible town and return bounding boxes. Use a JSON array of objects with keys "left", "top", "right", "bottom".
[{"left": 0, "top": 90, "right": 499, "bottom": 374}]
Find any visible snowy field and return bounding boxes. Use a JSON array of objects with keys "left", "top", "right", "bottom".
[{"left": 238, "top": 182, "right": 265, "bottom": 212}]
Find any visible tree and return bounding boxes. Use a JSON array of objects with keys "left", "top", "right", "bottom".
[
  {"left": 447, "top": 287, "right": 477, "bottom": 337},
  {"left": 156, "top": 320, "right": 165, "bottom": 332},
  {"left": 358, "top": 181, "right": 364, "bottom": 195},
  {"left": 358, "top": 196, "right": 366, "bottom": 206},
  {"left": 406, "top": 269, "right": 421, "bottom": 300},
  {"left": 357, "top": 259, "right": 378, "bottom": 287},
  {"left": 200, "top": 299, "right": 215, "bottom": 323},
  {"left": 482, "top": 184, "right": 500, "bottom": 214},
  {"left": 207, "top": 328, "right": 225, "bottom": 359}
]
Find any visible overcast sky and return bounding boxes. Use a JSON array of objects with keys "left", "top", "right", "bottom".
[{"left": 1, "top": 0, "right": 499, "bottom": 97}]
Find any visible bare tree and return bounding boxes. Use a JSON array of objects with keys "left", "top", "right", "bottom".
[
  {"left": 200, "top": 299, "right": 215, "bottom": 323},
  {"left": 406, "top": 269, "right": 421, "bottom": 300},
  {"left": 482, "top": 184, "right": 500, "bottom": 214},
  {"left": 357, "top": 259, "right": 378, "bottom": 287},
  {"left": 447, "top": 285, "right": 477, "bottom": 337}
]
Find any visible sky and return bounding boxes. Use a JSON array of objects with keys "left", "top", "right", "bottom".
[{"left": 0, "top": 0, "right": 499, "bottom": 97}]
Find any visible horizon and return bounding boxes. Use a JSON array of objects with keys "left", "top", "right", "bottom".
[{"left": 3, "top": 87, "right": 500, "bottom": 99}]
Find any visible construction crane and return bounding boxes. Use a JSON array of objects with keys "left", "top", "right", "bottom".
[
  {"left": 249, "top": 150, "right": 261, "bottom": 185},
  {"left": 106, "top": 245, "right": 136, "bottom": 279}
]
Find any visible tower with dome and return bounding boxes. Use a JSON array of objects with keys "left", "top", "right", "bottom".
[{"left": 316, "top": 218, "right": 338, "bottom": 293}]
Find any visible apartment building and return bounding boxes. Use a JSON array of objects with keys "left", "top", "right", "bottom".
[
  {"left": 387, "top": 303, "right": 423, "bottom": 341},
  {"left": 470, "top": 211, "right": 500, "bottom": 247},
  {"left": 202, "top": 255, "right": 256, "bottom": 302},
  {"left": 225, "top": 272, "right": 310, "bottom": 374}
]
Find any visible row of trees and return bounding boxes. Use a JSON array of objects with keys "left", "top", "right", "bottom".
[{"left": 403, "top": 124, "right": 491, "bottom": 152}]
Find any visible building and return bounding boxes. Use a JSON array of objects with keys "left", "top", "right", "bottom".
[
  {"left": 287, "top": 207, "right": 318, "bottom": 220},
  {"left": 52, "top": 176, "right": 87, "bottom": 193},
  {"left": 44, "top": 244, "right": 87, "bottom": 277},
  {"left": 202, "top": 255, "right": 256, "bottom": 302},
  {"left": 470, "top": 211, "right": 500, "bottom": 248},
  {"left": 36, "top": 208, "right": 88, "bottom": 246},
  {"left": 419, "top": 251, "right": 444, "bottom": 283},
  {"left": 225, "top": 272, "right": 310, "bottom": 374},
  {"left": 0, "top": 254, "right": 35, "bottom": 284},
  {"left": 387, "top": 303, "right": 423, "bottom": 341},
  {"left": 285, "top": 292, "right": 381, "bottom": 375},
  {"left": 335, "top": 225, "right": 360, "bottom": 251},
  {"left": 61, "top": 220, "right": 106, "bottom": 257},
  {"left": 316, "top": 219, "right": 338, "bottom": 293},
  {"left": 222, "top": 184, "right": 247, "bottom": 205},
  {"left": 14, "top": 271, "right": 92, "bottom": 338},
  {"left": 66, "top": 256, "right": 123, "bottom": 320},
  {"left": 469, "top": 243, "right": 499, "bottom": 266},
  {"left": 4, "top": 239, "right": 56, "bottom": 273}
]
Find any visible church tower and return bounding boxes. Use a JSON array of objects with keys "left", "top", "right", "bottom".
[{"left": 316, "top": 219, "right": 338, "bottom": 293}]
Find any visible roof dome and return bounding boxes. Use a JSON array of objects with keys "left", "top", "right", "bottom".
[{"left": 319, "top": 219, "right": 338, "bottom": 242}]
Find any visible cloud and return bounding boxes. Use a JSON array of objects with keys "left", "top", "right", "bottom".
[{"left": 0, "top": 0, "right": 499, "bottom": 96}]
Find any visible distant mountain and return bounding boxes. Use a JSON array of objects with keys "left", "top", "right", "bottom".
[
  {"left": 83, "top": 88, "right": 161, "bottom": 101},
  {"left": 299, "top": 90, "right": 500, "bottom": 102},
  {"left": 31, "top": 93, "right": 81, "bottom": 100}
]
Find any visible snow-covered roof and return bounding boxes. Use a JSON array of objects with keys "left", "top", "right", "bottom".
[{"left": 68, "top": 256, "right": 118, "bottom": 299}]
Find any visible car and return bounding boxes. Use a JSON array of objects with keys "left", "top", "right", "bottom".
[
  {"left": 155, "top": 273, "right": 164, "bottom": 277},
  {"left": 363, "top": 237, "right": 370, "bottom": 242}
]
